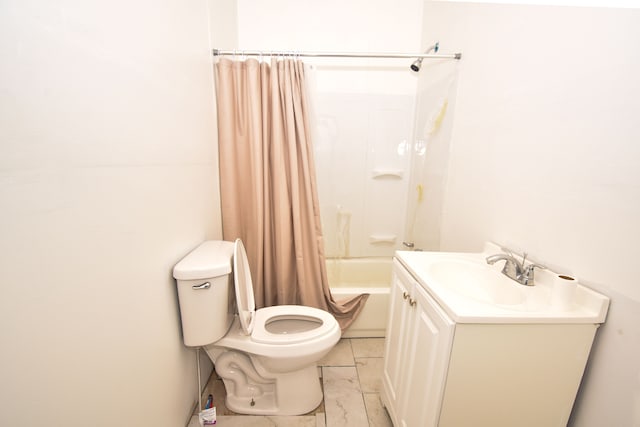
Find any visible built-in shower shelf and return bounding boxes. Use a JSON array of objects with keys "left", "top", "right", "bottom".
[
  {"left": 369, "top": 234, "right": 397, "bottom": 244},
  {"left": 371, "top": 169, "right": 404, "bottom": 179}
]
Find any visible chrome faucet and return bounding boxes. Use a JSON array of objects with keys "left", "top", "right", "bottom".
[{"left": 485, "top": 251, "right": 543, "bottom": 286}]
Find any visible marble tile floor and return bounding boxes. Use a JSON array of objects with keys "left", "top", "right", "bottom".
[{"left": 188, "top": 338, "right": 393, "bottom": 427}]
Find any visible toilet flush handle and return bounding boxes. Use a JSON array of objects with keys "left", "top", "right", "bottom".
[{"left": 192, "top": 282, "right": 211, "bottom": 290}]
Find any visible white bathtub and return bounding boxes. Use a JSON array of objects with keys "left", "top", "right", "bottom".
[{"left": 326, "top": 257, "right": 392, "bottom": 338}]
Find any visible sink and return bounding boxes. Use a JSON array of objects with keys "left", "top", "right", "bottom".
[
  {"left": 395, "top": 243, "right": 610, "bottom": 324},
  {"left": 427, "top": 259, "right": 524, "bottom": 306}
]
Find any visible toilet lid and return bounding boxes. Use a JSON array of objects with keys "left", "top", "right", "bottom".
[{"left": 233, "top": 239, "right": 255, "bottom": 335}]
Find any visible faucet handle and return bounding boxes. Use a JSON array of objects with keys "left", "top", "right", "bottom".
[
  {"left": 521, "top": 263, "right": 546, "bottom": 286},
  {"left": 500, "top": 247, "right": 526, "bottom": 264},
  {"left": 524, "top": 263, "right": 546, "bottom": 274}
]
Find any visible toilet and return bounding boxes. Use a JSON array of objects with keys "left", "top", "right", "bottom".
[{"left": 173, "top": 239, "right": 341, "bottom": 415}]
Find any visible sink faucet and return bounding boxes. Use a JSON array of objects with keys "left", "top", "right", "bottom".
[{"left": 486, "top": 251, "right": 543, "bottom": 286}]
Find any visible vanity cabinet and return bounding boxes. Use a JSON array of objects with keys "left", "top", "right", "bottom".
[
  {"left": 382, "top": 259, "right": 455, "bottom": 427},
  {"left": 382, "top": 258, "right": 600, "bottom": 427}
]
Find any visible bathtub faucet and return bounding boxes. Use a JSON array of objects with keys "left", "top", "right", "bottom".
[{"left": 401, "top": 241, "right": 422, "bottom": 251}]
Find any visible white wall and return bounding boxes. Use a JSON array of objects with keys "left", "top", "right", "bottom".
[
  {"left": 422, "top": 2, "right": 640, "bottom": 425},
  {"left": 0, "top": 1, "right": 224, "bottom": 425},
  {"left": 236, "top": 0, "right": 423, "bottom": 96},
  {"left": 442, "top": 0, "right": 640, "bottom": 7},
  {"left": 235, "top": 0, "right": 424, "bottom": 258},
  {"left": 209, "top": 0, "right": 238, "bottom": 49}
]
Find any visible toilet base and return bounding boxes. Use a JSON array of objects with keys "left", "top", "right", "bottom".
[
  {"left": 226, "top": 364, "right": 322, "bottom": 415},
  {"left": 208, "top": 348, "right": 323, "bottom": 416}
]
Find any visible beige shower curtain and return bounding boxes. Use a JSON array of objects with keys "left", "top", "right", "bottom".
[{"left": 215, "top": 57, "right": 368, "bottom": 330}]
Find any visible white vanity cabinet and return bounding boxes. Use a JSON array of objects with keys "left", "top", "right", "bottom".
[
  {"left": 382, "top": 256, "right": 603, "bottom": 427},
  {"left": 382, "top": 259, "right": 455, "bottom": 427}
]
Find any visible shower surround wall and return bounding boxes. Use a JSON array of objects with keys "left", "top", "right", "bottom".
[
  {"left": 235, "top": 0, "right": 424, "bottom": 258},
  {"left": 314, "top": 93, "right": 414, "bottom": 258}
]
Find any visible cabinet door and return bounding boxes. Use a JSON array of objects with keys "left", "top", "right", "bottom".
[
  {"left": 382, "top": 265, "right": 413, "bottom": 419},
  {"left": 399, "top": 282, "right": 455, "bottom": 427}
]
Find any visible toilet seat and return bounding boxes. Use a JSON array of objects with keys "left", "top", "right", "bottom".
[
  {"left": 252, "top": 305, "right": 338, "bottom": 345},
  {"left": 231, "top": 238, "right": 340, "bottom": 349}
]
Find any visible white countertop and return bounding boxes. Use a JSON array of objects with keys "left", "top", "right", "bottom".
[{"left": 395, "top": 245, "right": 610, "bottom": 324}]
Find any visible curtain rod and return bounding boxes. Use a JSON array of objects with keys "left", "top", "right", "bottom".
[{"left": 212, "top": 48, "right": 462, "bottom": 60}]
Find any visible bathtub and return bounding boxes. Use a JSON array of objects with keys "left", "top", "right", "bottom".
[{"left": 326, "top": 257, "right": 392, "bottom": 338}]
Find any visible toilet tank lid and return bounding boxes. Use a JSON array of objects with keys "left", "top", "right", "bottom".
[{"left": 173, "top": 240, "right": 235, "bottom": 280}]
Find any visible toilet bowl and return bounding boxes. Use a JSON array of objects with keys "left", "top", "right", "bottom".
[{"left": 173, "top": 239, "right": 341, "bottom": 415}]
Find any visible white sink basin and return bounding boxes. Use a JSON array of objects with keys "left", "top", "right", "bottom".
[
  {"left": 396, "top": 243, "right": 610, "bottom": 324},
  {"left": 427, "top": 259, "right": 525, "bottom": 306}
]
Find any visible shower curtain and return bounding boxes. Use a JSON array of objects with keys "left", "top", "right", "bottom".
[{"left": 215, "top": 57, "right": 368, "bottom": 330}]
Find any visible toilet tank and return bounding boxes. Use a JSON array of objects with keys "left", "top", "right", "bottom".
[{"left": 173, "top": 240, "right": 235, "bottom": 347}]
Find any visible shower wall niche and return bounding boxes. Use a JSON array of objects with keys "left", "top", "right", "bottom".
[{"left": 314, "top": 93, "right": 415, "bottom": 258}]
